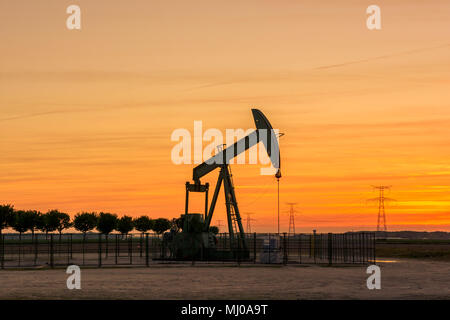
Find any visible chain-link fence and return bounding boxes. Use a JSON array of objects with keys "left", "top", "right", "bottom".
[{"left": 0, "top": 232, "right": 375, "bottom": 269}]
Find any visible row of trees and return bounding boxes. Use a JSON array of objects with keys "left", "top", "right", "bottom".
[{"left": 0, "top": 204, "right": 173, "bottom": 239}]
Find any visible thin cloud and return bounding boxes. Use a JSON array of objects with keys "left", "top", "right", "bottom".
[
  {"left": 186, "top": 43, "right": 450, "bottom": 90},
  {"left": 314, "top": 43, "right": 450, "bottom": 70}
]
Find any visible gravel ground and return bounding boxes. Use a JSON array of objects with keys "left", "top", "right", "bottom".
[{"left": 0, "top": 259, "right": 449, "bottom": 299}]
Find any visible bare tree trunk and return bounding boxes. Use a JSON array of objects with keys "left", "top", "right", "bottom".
[
  {"left": 82, "top": 233, "right": 86, "bottom": 265},
  {"left": 58, "top": 230, "right": 62, "bottom": 256},
  {"left": 19, "top": 232, "right": 22, "bottom": 266},
  {"left": 33, "top": 229, "right": 37, "bottom": 266},
  {"left": 140, "top": 233, "right": 143, "bottom": 257}
]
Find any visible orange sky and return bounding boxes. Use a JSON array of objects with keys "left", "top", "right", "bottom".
[{"left": 1, "top": 0, "right": 449, "bottom": 232}]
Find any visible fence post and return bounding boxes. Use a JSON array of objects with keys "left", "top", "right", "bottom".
[
  {"left": 358, "top": 233, "right": 362, "bottom": 263},
  {"left": 82, "top": 234, "right": 85, "bottom": 266},
  {"left": 328, "top": 233, "right": 333, "bottom": 265},
  {"left": 298, "top": 234, "right": 302, "bottom": 264},
  {"left": 253, "top": 233, "right": 256, "bottom": 263},
  {"left": 283, "top": 233, "right": 287, "bottom": 265},
  {"left": 237, "top": 234, "right": 241, "bottom": 266},
  {"left": 362, "top": 232, "right": 366, "bottom": 263},
  {"left": 145, "top": 233, "right": 149, "bottom": 267},
  {"left": 343, "top": 234, "right": 347, "bottom": 262},
  {"left": 67, "top": 234, "right": 70, "bottom": 265},
  {"left": 18, "top": 234, "right": 21, "bottom": 267},
  {"left": 50, "top": 234, "right": 54, "bottom": 268},
  {"left": 129, "top": 235, "right": 132, "bottom": 265},
  {"left": 98, "top": 233, "right": 102, "bottom": 267},
  {"left": 140, "top": 233, "right": 143, "bottom": 258},
  {"left": 312, "top": 230, "right": 316, "bottom": 263},
  {"left": 34, "top": 234, "right": 38, "bottom": 266},
  {"left": 115, "top": 234, "right": 118, "bottom": 265},
  {"left": 351, "top": 233, "right": 355, "bottom": 263},
  {"left": 1, "top": 234, "right": 4, "bottom": 269},
  {"left": 373, "top": 232, "right": 376, "bottom": 265},
  {"left": 191, "top": 234, "right": 195, "bottom": 266}
]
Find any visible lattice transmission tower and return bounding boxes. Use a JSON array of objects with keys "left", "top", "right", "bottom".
[
  {"left": 244, "top": 213, "right": 257, "bottom": 233},
  {"left": 368, "top": 186, "right": 395, "bottom": 232},
  {"left": 216, "top": 219, "right": 224, "bottom": 233},
  {"left": 286, "top": 202, "right": 298, "bottom": 234}
]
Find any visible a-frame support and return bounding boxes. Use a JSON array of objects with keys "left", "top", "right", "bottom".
[
  {"left": 220, "top": 165, "right": 247, "bottom": 252},
  {"left": 186, "top": 164, "right": 248, "bottom": 254}
]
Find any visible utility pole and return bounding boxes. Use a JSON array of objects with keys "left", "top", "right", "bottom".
[
  {"left": 276, "top": 170, "right": 282, "bottom": 234},
  {"left": 368, "top": 186, "right": 395, "bottom": 234},
  {"left": 286, "top": 202, "right": 298, "bottom": 234}
]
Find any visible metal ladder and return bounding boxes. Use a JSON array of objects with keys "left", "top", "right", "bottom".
[{"left": 227, "top": 165, "right": 240, "bottom": 242}]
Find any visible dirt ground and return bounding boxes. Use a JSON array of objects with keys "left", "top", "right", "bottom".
[{"left": 0, "top": 259, "right": 449, "bottom": 299}]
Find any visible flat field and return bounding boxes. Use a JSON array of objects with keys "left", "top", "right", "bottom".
[
  {"left": 376, "top": 240, "right": 450, "bottom": 261},
  {"left": 0, "top": 259, "right": 449, "bottom": 299}
]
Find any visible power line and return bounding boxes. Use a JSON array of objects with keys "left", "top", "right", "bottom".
[{"left": 276, "top": 170, "right": 281, "bottom": 234}]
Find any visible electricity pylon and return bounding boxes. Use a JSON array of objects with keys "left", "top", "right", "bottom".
[
  {"left": 216, "top": 219, "right": 224, "bottom": 233},
  {"left": 367, "top": 186, "right": 395, "bottom": 232},
  {"left": 286, "top": 202, "right": 298, "bottom": 234},
  {"left": 244, "top": 212, "right": 257, "bottom": 233}
]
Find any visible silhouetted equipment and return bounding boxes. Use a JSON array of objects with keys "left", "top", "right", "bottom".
[
  {"left": 368, "top": 185, "right": 395, "bottom": 233},
  {"left": 164, "top": 109, "right": 281, "bottom": 260}
]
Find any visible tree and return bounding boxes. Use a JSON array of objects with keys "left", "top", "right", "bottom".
[
  {"left": 0, "top": 204, "right": 15, "bottom": 236},
  {"left": 39, "top": 210, "right": 64, "bottom": 237},
  {"left": 133, "top": 216, "right": 153, "bottom": 235},
  {"left": 116, "top": 216, "right": 134, "bottom": 237},
  {"left": 35, "top": 213, "right": 46, "bottom": 235},
  {"left": 97, "top": 212, "right": 118, "bottom": 257},
  {"left": 209, "top": 226, "right": 219, "bottom": 235},
  {"left": 73, "top": 212, "right": 98, "bottom": 240},
  {"left": 133, "top": 216, "right": 153, "bottom": 257},
  {"left": 11, "top": 210, "right": 29, "bottom": 240},
  {"left": 171, "top": 217, "right": 183, "bottom": 232},
  {"left": 97, "top": 212, "right": 118, "bottom": 235},
  {"left": 54, "top": 211, "right": 72, "bottom": 241},
  {"left": 23, "top": 210, "right": 42, "bottom": 238},
  {"left": 152, "top": 218, "right": 171, "bottom": 235}
]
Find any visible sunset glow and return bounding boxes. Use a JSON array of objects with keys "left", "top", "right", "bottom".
[{"left": 1, "top": 0, "right": 449, "bottom": 232}]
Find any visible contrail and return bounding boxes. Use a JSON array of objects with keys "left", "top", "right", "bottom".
[
  {"left": 0, "top": 110, "right": 75, "bottom": 122},
  {"left": 187, "top": 43, "right": 450, "bottom": 90},
  {"left": 1, "top": 43, "right": 448, "bottom": 121},
  {"left": 314, "top": 43, "right": 450, "bottom": 70}
]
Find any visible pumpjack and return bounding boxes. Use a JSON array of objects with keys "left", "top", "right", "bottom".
[{"left": 163, "top": 109, "right": 281, "bottom": 260}]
